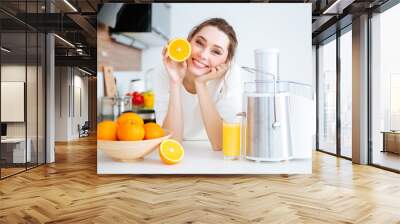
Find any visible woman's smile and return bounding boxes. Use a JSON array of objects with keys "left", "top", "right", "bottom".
[{"left": 191, "top": 58, "right": 209, "bottom": 69}]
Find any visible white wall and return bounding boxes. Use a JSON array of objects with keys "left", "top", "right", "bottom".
[
  {"left": 1, "top": 65, "right": 38, "bottom": 138},
  {"left": 55, "top": 67, "right": 69, "bottom": 141},
  {"left": 1, "top": 66, "right": 26, "bottom": 130},
  {"left": 143, "top": 3, "right": 312, "bottom": 85},
  {"left": 72, "top": 73, "right": 89, "bottom": 138},
  {"left": 142, "top": 3, "right": 314, "bottom": 158},
  {"left": 1, "top": 64, "right": 46, "bottom": 163},
  {"left": 1, "top": 66, "right": 26, "bottom": 141},
  {"left": 55, "top": 67, "right": 89, "bottom": 141}
]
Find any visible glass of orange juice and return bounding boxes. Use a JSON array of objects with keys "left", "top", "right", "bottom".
[{"left": 222, "top": 118, "right": 241, "bottom": 160}]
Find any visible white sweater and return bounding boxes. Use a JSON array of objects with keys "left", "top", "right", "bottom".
[{"left": 150, "top": 64, "right": 244, "bottom": 141}]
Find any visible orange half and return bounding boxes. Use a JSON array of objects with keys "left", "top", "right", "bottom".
[
  {"left": 159, "top": 139, "right": 184, "bottom": 165},
  {"left": 167, "top": 38, "right": 191, "bottom": 62}
]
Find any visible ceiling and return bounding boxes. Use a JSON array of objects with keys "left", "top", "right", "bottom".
[
  {"left": 0, "top": 0, "right": 100, "bottom": 73},
  {"left": 311, "top": 0, "right": 390, "bottom": 43},
  {"left": 0, "top": 0, "right": 395, "bottom": 71}
]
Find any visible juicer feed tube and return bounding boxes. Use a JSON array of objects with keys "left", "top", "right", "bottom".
[{"left": 241, "top": 66, "right": 280, "bottom": 128}]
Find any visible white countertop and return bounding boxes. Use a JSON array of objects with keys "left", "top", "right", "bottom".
[{"left": 97, "top": 141, "right": 311, "bottom": 174}]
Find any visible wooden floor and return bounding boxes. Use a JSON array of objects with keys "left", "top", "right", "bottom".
[
  {"left": 1, "top": 167, "right": 26, "bottom": 178},
  {"left": 373, "top": 150, "right": 400, "bottom": 171},
  {"left": 1, "top": 136, "right": 400, "bottom": 223}
]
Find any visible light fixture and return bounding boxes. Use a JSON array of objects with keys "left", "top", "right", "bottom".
[
  {"left": 1, "top": 47, "right": 11, "bottom": 53},
  {"left": 63, "top": 0, "right": 78, "bottom": 12},
  {"left": 78, "top": 67, "right": 93, "bottom": 76},
  {"left": 322, "top": 0, "right": 354, "bottom": 15},
  {"left": 54, "top": 34, "right": 75, "bottom": 48},
  {"left": 76, "top": 48, "right": 85, "bottom": 55}
]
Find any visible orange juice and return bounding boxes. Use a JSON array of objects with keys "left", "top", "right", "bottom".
[{"left": 222, "top": 121, "right": 241, "bottom": 160}]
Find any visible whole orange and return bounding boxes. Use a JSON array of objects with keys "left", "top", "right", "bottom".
[
  {"left": 97, "top": 120, "right": 118, "bottom": 140},
  {"left": 117, "top": 120, "right": 145, "bottom": 141},
  {"left": 143, "top": 122, "right": 164, "bottom": 140},
  {"left": 117, "top": 112, "right": 144, "bottom": 126}
]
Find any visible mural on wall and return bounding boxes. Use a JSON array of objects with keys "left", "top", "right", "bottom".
[{"left": 96, "top": 3, "right": 314, "bottom": 175}]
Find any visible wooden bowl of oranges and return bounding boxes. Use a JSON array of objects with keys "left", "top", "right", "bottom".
[{"left": 97, "top": 112, "right": 172, "bottom": 162}]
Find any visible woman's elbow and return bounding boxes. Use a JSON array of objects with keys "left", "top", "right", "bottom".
[
  {"left": 211, "top": 143, "right": 222, "bottom": 151},
  {"left": 171, "top": 135, "right": 183, "bottom": 143}
]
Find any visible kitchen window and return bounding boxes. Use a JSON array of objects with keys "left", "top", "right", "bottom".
[
  {"left": 339, "top": 28, "right": 352, "bottom": 159},
  {"left": 370, "top": 2, "right": 400, "bottom": 172},
  {"left": 317, "top": 36, "right": 337, "bottom": 155}
]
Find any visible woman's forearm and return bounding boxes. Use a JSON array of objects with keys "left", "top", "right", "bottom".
[
  {"left": 162, "top": 83, "right": 184, "bottom": 142},
  {"left": 194, "top": 81, "right": 223, "bottom": 150}
]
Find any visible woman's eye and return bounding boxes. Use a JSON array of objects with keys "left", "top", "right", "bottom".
[
  {"left": 195, "top": 40, "right": 203, "bottom": 46},
  {"left": 212, "top": 50, "right": 221, "bottom": 55}
]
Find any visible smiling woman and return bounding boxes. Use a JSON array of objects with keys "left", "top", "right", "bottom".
[{"left": 151, "top": 18, "right": 243, "bottom": 150}]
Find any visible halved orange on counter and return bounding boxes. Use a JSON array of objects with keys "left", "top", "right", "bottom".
[
  {"left": 159, "top": 139, "right": 184, "bottom": 165},
  {"left": 167, "top": 38, "right": 191, "bottom": 62}
]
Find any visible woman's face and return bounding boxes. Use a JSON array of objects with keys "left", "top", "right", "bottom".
[{"left": 187, "top": 26, "right": 230, "bottom": 76}]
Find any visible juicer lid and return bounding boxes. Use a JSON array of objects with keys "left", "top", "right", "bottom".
[{"left": 254, "top": 48, "right": 279, "bottom": 54}]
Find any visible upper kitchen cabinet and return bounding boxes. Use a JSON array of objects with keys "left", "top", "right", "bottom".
[{"left": 100, "top": 3, "right": 170, "bottom": 49}]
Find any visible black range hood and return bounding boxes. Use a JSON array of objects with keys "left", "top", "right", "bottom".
[
  {"left": 98, "top": 3, "right": 170, "bottom": 47},
  {"left": 109, "top": 4, "right": 152, "bottom": 33}
]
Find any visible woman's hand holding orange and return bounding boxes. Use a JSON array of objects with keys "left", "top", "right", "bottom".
[{"left": 162, "top": 46, "right": 187, "bottom": 86}]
